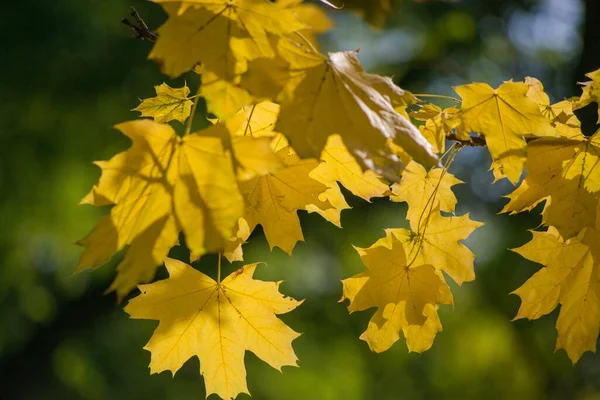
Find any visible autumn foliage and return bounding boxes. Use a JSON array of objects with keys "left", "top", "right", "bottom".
[{"left": 77, "top": 1, "right": 600, "bottom": 399}]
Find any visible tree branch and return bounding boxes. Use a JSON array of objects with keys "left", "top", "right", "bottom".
[{"left": 122, "top": 7, "right": 157, "bottom": 43}]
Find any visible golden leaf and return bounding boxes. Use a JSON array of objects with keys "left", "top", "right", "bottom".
[
  {"left": 238, "top": 146, "right": 331, "bottom": 254},
  {"left": 390, "top": 162, "right": 463, "bottom": 227},
  {"left": 512, "top": 226, "right": 600, "bottom": 363},
  {"left": 455, "top": 81, "right": 555, "bottom": 183},
  {"left": 132, "top": 83, "right": 193, "bottom": 124},
  {"left": 272, "top": 49, "right": 438, "bottom": 179},
  {"left": 341, "top": 229, "right": 453, "bottom": 353},
  {"left": 394, "top": 211, "right": 484, "bottom": 285},
  {"left": 78, "top": 118, "right": 280, "bottom": 298},
  {"left": 125, "top": 258, "right": 301, "bottom": 399},
  {"left": 502, "top": 131, "right": 600, "bottom": 239}
]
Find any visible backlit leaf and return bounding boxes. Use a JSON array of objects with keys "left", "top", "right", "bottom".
[
  {"left": 455, "top": 81, "right": 555, "bottom": 183},
  {"left": 125, "top": 258, "right": 301, "bottom": 399}
]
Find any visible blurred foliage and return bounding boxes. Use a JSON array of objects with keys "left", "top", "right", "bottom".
[{"left": 0, "top": 0, "right": 599, "bottom": 399}]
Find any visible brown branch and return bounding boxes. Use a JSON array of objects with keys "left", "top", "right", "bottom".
[
  {"left": 446, "top": 133, "right": 487, "bottom": 147},
  {"left": 122, "top": 7, "right": 158, "bottom": 42},
  {"left": 446, "top": 132, "right": 545, "bottom": 148}
]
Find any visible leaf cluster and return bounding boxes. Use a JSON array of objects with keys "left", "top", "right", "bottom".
[{"left": 77, "top": 1, "right": 600, "bottom": 398}]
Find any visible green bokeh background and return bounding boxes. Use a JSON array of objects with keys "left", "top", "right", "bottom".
[{"left": 1, "top": 0, "right": 599, "bottom": 399}]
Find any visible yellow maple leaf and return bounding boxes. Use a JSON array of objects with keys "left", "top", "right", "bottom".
[
  {"left": 272, "top": 48, "right": 438, "bottom": 180},
  {"left": 306, "top": 159, "right": 351, "bottom": 228},
  {"left": 315, "top": 134, "right": 390, "bottom": 202},
  {"left": 132, "top": 83, "right": 193, "bottom": 124},
  {"left": 341, "top": 229, "right": 453, "bottom": 353},
  {"left": 390, "top": 162, "right": 463, "bottom": 228},
  {"left": 196, "top": 66, "right": 253, "bottom": 120},
  {"left": 229, "top": 101, "right": 280, "bottom": 138},
  {"left": 77, "top": 118, "right": 279, "bottom": 298},
  {"left": 277, "top": 0, "right": 334, "bottom": 47},
  {"left": 455, "top": 81, "right": 555, "bottom": 183},
  {"left": 411, "top": 104, "right": 463, "bottom": 153},
  {"left": 393, "top": 211, "right": 484, "bottom": 285},
  {"left": 512, "top": 226, "right": 600, "bottom": 363},
  {"left": 525, "top": 78, "right": 583, "bottom": 140},
  {"left": 503, "top": 131, "right": 600, "bottom": 239},
  {"left": 575, "top": 68, "right": 600, "bottom": 123},
  {"left": 125, "top": 258, "right": 301, "bottom": 400},
  {"left": 150, "top": 0, "right": 304, "bottom": 77},
  {"left": 238, "top": 146, "right": 331, "bottom": 254}
]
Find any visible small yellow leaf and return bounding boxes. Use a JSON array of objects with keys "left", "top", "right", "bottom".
[
  {"left": 132, "top": 83, "right": 193, "bottom": 124},
  {"left": 316, "top": 134, "right": 390, "bottom": 202},
  {"left": 239, "top": 147, "right": 331, "bottom": 254},
  {"left": 455, "top": 81, "right": 555, "bottom": 183},
  {"left": 390, "top": 162, "right": 463, "bottom": 228},
  {"left": 125, "top": 258, "right": 301, "bottom": 400},
  {"left": 341, "top": 230, "right": 453, "bottom": 353},
  {"left": 306, "top": 158, "right": 351, "bottom": 228},
  {"left": 394, "top": 211, "right": 484, "bottom": 285},
  {"left": 512, "top": 227, "right": 600, "bottom": 363}
]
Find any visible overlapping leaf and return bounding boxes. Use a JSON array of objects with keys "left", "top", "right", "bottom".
[
  {"left": 512, "top": 226, "right": 600, "bottom": 363},
  {"left": 125, "top": 258, "right": 301, "bottom": 400},
  {"left": 455, "top": 81, "right": 555, "bottom": 183},
  {"left": 150, "top": 0, "right": 304, "bottom": 77},
  {"left": 390, "top": 162, "right": 463, "bottom": 226},
  {"left": 314, "top": 134, "right": 391, "bottom": 202},
  {"left": 341, "top": 230, "right": 453, "bottom": 353},
  {"left": 77, "top": 118, "right": 280, "bottom": 298},
  {"left": 255, "top": 45, "right": 438, "bottom": 179},
  {"left": 503, "top": 130, "right": 600, "bottom": 239},
  {"left": 393, "top": 211, "right": 483, "bottom": 285},
  {"left": 239, "top": 146, "right": 331, "bottom": 254},
  {"left": 411, "top": 104, "right": 463, "bottom": 153},
  {"left": 149, "top": 0, "right": 304, "bottom": 118}
]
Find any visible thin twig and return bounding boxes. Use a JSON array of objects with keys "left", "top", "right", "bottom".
[
  {"left": 122, "top": 7, "right": 158, "bottom": 42},
  {"left": 446, "top": 133, "right": 487, "bottom": 147}
]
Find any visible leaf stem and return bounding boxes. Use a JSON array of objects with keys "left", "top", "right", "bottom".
[
  {"left": 185, "top": 84, "right": 203, "bottom": 136},
  {"left": 243, "top": 104, "right": 257, "bottom": 137},
  {"left": 293, "top": 31, "right": 322, "bottom": 56},
  {"left": 414, "top": 93, "right": 461, "bottom": 103},
  {"left": 217, "top": 252, "right": 222, "bottom": 284},
  {"left": 406, "top": 144, "right": 461, "bottom": 268}
]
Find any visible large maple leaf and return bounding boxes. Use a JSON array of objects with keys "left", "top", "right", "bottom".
[
  {"left": 125, "top": 258, "right": 301, "bottom": 400},
  {"left": 77, "top": 118, "right": 280, "bottom": 298},
  {"left": 503, "top": 130, "right": 600, "bottom": 239},
  {"left": 267, "top": 46, "right": 438, "bottom": 179},
  {"left": 512, "top": 226, "right": 600, "bottom": 363},
  {"left": 455, "top": 81, "right": 555, "bottom": 183},
  {"left": 150, "top": 0, "right": 304, "bottom": 77},
  {"left": 342, "top": 229, "right": 453, "bottom": 353}
]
